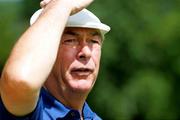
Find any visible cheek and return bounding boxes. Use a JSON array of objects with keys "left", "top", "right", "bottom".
[
  {"left": 92, "top": 47, "right": 101, "bottom": 66},
  {"left": 58, "top": 47, "right": 77, "bottom": 70}
]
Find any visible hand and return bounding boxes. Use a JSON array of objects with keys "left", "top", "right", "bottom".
[{"left": 40, "top": 0, "right": 94, "bottom": 14}]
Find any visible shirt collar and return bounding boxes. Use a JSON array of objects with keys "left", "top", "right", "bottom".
[
  {"left": 41, "top": 88, "right": 95, "bottom": 119},
  {"left": 83, "top": 102, "right": 95, "bottom": 119}
]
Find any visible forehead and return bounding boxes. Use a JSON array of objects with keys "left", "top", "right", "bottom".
[{"left": 63, "top": 27, "right": 101, "bottom": 37}]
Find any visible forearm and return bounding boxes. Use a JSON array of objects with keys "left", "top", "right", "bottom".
[
  {"left": 0, "top": 1, "right": 71, "bottom": 115},
  {"left": 4, "top": 1, "right": 71, "bottom": 90}
]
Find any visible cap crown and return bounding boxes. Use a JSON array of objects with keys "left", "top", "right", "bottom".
[{"left": 30, "top": 9, "right": 110, "bottom": 35}]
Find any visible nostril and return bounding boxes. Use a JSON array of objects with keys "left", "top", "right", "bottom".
[
  {"left": 79, "top": 55, "right": 85, "bottom": 58},
  {"left": 79, "top": 54, "right": 86, "bottom": 61}
]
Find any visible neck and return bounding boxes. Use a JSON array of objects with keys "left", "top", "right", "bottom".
[{"left": 44, "top": 74, "right": 88, "bottom": 111}]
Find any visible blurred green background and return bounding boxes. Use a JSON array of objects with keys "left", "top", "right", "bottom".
[{"left": 0, "top": 0, "right": 180, "bottom": 119}]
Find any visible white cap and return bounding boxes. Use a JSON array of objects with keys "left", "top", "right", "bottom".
[{"left": 30, "top": 9, "right": 110, "bottom": 36}]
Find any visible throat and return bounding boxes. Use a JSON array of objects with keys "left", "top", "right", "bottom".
[{"left": 44, "top": 80, "right": 87, "bottom": 111}]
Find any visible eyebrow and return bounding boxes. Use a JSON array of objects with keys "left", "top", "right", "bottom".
[
  {"left": 91, "top": 31, "right": 101, "bottom": 37},
  {"left": 64, "top": 31, "right": 79, "bottom": 36}
]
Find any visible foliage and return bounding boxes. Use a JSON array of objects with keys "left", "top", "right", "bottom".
[
  {"left": 0, "top": 2, "right": 25, "bottom": 75},
  {"left": 0, "top": 0, "right": 180, "bottom": 119}
]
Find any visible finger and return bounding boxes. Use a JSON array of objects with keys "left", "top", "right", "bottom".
[
  {"left": 40, "top": 0, "right": 52, "bottom": 8},
  {"left": 77, "top": 0, "right": 93, "bottom": 8},
  {"left": 40, "top": 1, "right": 46, "bottom": 8}
]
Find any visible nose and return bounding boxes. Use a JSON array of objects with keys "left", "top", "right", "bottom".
[{"left": 77, "top": 45, "right": 91, "bottom": 62}]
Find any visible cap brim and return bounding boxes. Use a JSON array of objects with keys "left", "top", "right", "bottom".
[
  {"left": 66, "top": 22, "right": 110, "bottom": 35},
  {"left": 30, "top": 9, "right": 43, "bottom": 25}
]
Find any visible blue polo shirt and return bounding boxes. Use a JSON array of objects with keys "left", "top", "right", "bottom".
[{"left": 0, "top": 88, "right": 101, "bottom": 120}]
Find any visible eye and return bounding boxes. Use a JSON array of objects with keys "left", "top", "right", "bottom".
[
  {"left": 63, "top": 39, "right": 79, "bottom": 45},
  {"left": 89, "top": 39, "right": 101, "bottom": 45}
]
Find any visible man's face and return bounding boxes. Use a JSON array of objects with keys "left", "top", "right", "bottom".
[{"left": 54, "top": 27, "right": 102, "bottom": 93}]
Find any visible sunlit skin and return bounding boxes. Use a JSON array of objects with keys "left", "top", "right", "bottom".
[{"left": 44, "top": 27, "right": 102, "bottom": 109}]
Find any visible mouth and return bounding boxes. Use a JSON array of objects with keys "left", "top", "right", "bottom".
[{"left": 70, "top": 68, "right": 94, "bottom": 76}]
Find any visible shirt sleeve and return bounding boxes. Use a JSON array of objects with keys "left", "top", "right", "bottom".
[{"left": 0, "top": 92, "right": 43, "bottom": 120}]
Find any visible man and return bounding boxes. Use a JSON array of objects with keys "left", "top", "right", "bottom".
[{"left": 0, "top": 0, "right": 110, "bottom": 119}]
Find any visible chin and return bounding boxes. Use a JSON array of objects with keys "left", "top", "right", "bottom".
[
  {"left": 64, "top": 72, "right": 97, "bottom": 93},
  {"left": 68, "top": 79, "right": 95, "bottom": 93}
]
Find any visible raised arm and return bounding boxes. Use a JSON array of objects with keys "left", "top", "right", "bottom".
[{"left": 0, "top": 0, "right": 93, "bottom": 116}]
